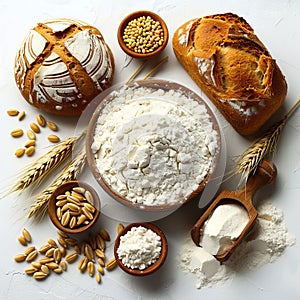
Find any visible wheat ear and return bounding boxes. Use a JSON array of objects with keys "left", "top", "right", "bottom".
[
  {"left": 0, "top": 134, "right": 85, "bottom": 200},
  {"left": 232, "top": 99, "right": 300, "bottom": 185},
  {"left": 27, "top": 148, "right": 87, "bottom": 221}
]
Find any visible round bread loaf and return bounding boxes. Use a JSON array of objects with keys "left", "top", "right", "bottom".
[{"left": 14, "top": 18, "right": 115, "bottom": 116}]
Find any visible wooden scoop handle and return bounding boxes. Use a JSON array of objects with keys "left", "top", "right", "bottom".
[{"left": 233, "top": 159, "right": 277, "bottom": 209}]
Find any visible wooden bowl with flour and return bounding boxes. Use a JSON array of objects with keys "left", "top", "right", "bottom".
[{"left": 85, "top": 79, "right": 221, "bottom": 212}]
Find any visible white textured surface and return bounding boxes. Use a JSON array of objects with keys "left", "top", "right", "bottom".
[{"left": 0, "top": 0, "right": 300, "bottom": 299}]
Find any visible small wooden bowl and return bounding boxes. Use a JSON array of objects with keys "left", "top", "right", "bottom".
[
  {"left": 117, "top": 10, "right": 169, "bottom": 59},
  {"left": 48, "top": 181, "right": 100, "bottom": 234},
  {"left": 114, "top": 222, "right": 168, "bottom": 276}
]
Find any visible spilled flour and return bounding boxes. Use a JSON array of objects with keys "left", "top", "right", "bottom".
[{"left": 179, "top": 199, "right": 296, "bottom": 289}]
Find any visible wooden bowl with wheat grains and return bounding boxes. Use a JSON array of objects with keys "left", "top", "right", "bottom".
[
  {"left": 85, "top": 79, "right": 221, "bottom": 212},
  {"left": 117, "top": 10, "right": 169, "bottom": 59},
  {"left": 114, "top": 222, "right": 168, "bottom": 276},
  {"left": 48, "top": 181, "right": 100, "bottom": 234}
]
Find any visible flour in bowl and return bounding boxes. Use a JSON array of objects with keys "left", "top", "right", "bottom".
[{"left": 91, "top": 84, "right": 219, "bottom": 206}]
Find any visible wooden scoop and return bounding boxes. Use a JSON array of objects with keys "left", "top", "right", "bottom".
[{"left": 191, "top": 159, "right": 277, "bottom": 262}]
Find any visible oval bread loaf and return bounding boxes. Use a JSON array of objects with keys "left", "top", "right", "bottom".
[
  {"left": 172, "top": 13, "right": 287, "bottom": 136},
  {"left": 14, "top": 18, "right": 115, "bottom": 117}
]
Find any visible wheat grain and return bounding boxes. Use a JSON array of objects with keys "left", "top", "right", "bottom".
[
  {"left": 27, "top": 148, "right": 86, "bottom": 220},
  {"left": 1, "top": 135, "right": 82, "bottom": 200},
  {"left": 231, "top": 99, "right": 300, "bottom": 185}
]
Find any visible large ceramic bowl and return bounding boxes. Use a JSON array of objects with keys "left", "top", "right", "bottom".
[{"left": 86, "top": 79, "right": 221, "bottom": 211}]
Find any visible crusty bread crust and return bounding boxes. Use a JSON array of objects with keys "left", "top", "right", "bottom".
[
  {"left": 14, "top": 18, "right": 115, "bottom": 117},
  {"left": 172, "top": 13, "right": 287, "bottom": 136}
]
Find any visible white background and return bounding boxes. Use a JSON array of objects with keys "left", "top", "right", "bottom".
[{"left": 0, "top": 0, "right": 300, "bottom": 299}]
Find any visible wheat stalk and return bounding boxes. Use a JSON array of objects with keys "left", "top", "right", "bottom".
[
  {"left": 0, "top": 133, "right": 85, "bottom": 200},
  {"left": 27, "top": 148, "right": 87, "bottom": 221},
  {"left": 142, "top": 56, "right": 168, "bottom": 80},
  {"left": 232, "top": 99, "right": 300, "bottom": 185},
  {"left": 126, "top": 60, "right": 148, "bottom": 83}
]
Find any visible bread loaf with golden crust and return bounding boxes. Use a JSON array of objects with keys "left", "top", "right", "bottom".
[
  {"left": 14, "top": 18, "right": 114, "bottom": 117},
  {"left": 172, "top": 13, "right": 287, "bottom": 136}
]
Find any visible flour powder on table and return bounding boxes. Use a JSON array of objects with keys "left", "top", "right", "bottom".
[{"left": 179, "top": 199, "right": 296, "bottom": 289}]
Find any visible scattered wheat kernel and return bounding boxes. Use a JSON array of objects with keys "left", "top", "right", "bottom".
[
  {"left": 39, "top": 244, "right": 52, "bottom": 254},
  {"left": 57, "top": 236, "right": 68, "bottom": 248},
  {"left": 45, "top": 247, "right": 55, "bottom": 258},
  {"left": 89, "top": 235, "right": 97, "bottom": 250},
  {"left": 39, "top": 257, "right": 54, "bottom": 264},
  {"left": 14, "top": 253, "right": 27, "bottom": 262},
  {"left": 88, "top": 261, "right": 95, "bottom": 277},
  {"left": 95, "top": 249, "right": 105, "bottom": 259},
  {"left": 48, "top": 238, "right": 58, "bottom": 248},
  {"left": 30, "top": 122, "right": 40, "bottom": 133},
  {"left": 41, "top": 265, "right": 50, "bottom": 275},
  {"left": 18, "top": 110, "right": 26, "bottom": 121},
  {"left": 24, "top": 246, "right": 36, "bottom": 256},
  {"left": 64, "top": 237, "right": 77, "bottom": 247},
  {"left": 97, "top": 257, "right": 105, "bottom": 267},
  {"left": 7, "top": 108, "right": 19, "bottom": 116},
  {"left": 15, "top": 148, "right": 25, "bottom": 157},
  {"left": 60, "top": 260, "right": 67, "bottom": 271},
  {"left": 25, "top": 266, "right": 38, "bottom": 275},
  {"left": 25, "top": 146, "right": 35, "bottom": 156},
  {"left": 105, "top": 258, "right": 117, "bottom": 271},
  {"left": 65, "top": 252, "right": 78, "bottom": 263},
  {"left": 24, "top": 139, "right": 35, "bottom": 148},
  {"left": 99, "top": 228, "right": 110, "bottom": 241},
  {"left": 22, "top": 228, "right": 32, "bottom": 243},
  {"left": 11, "top": 128, "right": 23, "bottom": 138},
  {"left": 45, "top": 262, "right": 59, "bottom": 269},
  {"left": 18, "top": 235, "right": 27, "bottom": 246},
  {"left": 53, "top": 268, "right": 63, "bottom": 274},
  {"left": 48, "top": 134, "right": 60, "bottom": 143},
  {"left": 33, "top": 271, "right": 47, "bottom": 280},
  {"left": 78, "top": 256, "right": 88, "bottom": 272},
  {"left": 97, "top": 265, "right": 105, "bottom": 275},
  {"left": 84, "top": 243, "right": 95, "bottom": 261},
  {"left": 31, "top": 262, "right": 42, "bottom": 269},
  {"left": 26, "top": 250, "right": 38, "bottom": 262},
  {"left": 60, "top": 247, "right": 67, "bottom": 257},
  {"left": 27, "top": 129, "right": 36, "bottom": 140},
  {"left": 47, "top": 121, "right": 58, "bottom": 131},
  {"left": 74, "top": 245, "right": 81, "bottom": 254},
  {"left": 36, "top": 114, "right": 46, "bottom": 127},
  {"left": 96, "top": 234, "right": 106, "bottom": 250},
  {"left": 57, "top": 229, "right": 69, "bottom": 238},
  {"left": 96, "top": 272, "right": 101, "bottom": 284}
]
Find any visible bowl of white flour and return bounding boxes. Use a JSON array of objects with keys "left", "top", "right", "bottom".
[{"left": 86, "top": 79, "right": 221, "bottom": 211}]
